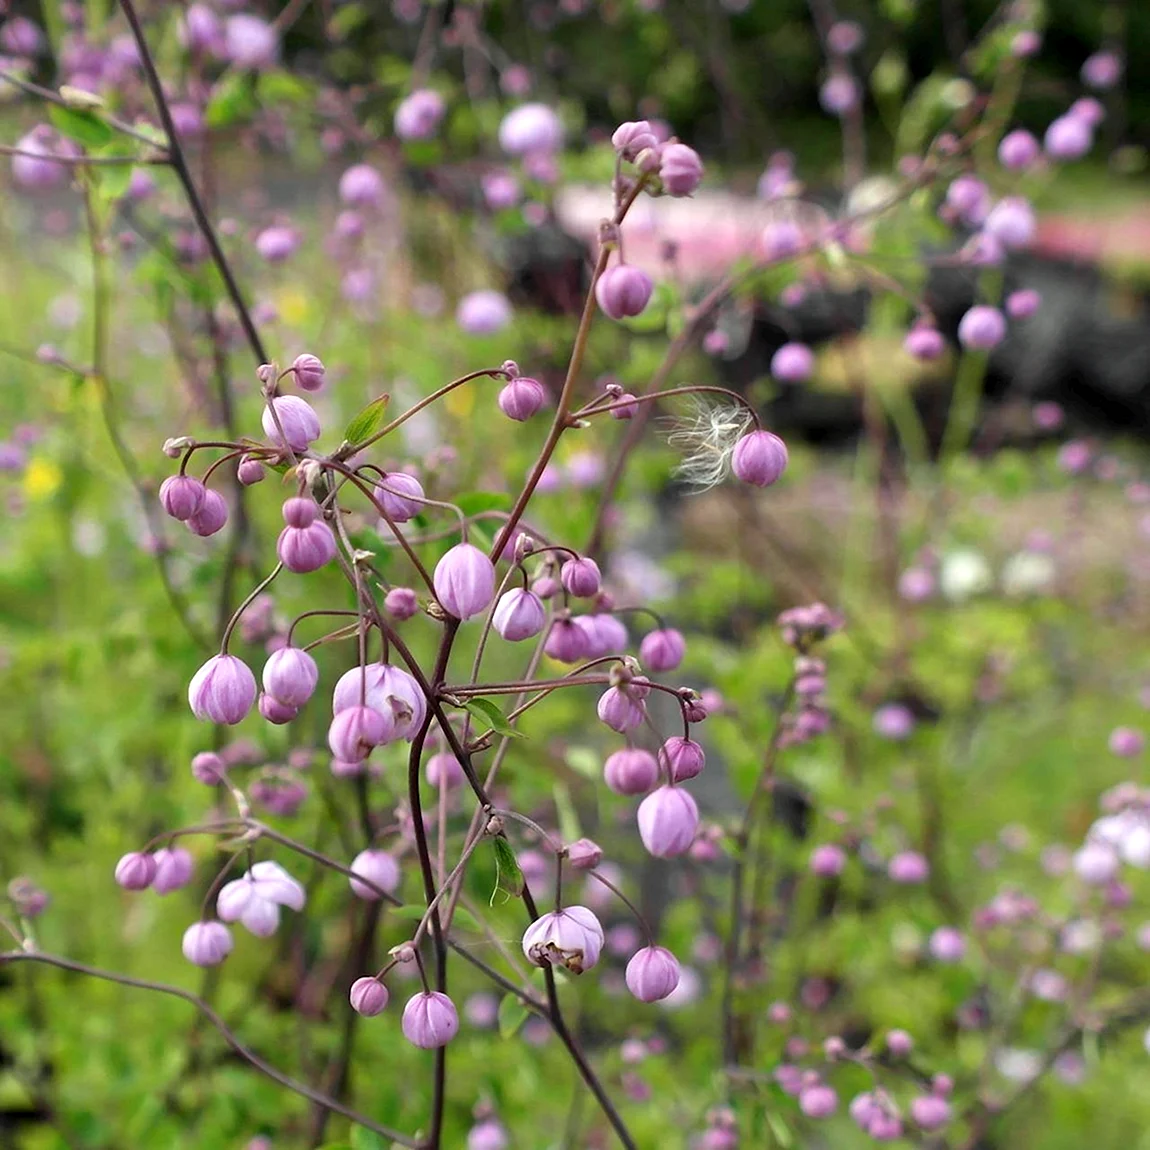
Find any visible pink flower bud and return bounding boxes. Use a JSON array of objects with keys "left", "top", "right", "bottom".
[
  {"left": 799, "top": 1084, "right": 838, "bottom": 1118},
  {"left": 888, "top": 850, "right": 929, "bottom": 884},
  {"left": 595, "top": 265, "right": 654, "bottom": 320},
  {"left": 152, "top": 847, "right": 195, "bottom": 895},
  {"left": 255, "top": 225, "right": 299, "bottom": 263},
  {"left": 1082, "top": 50, "right": 1122, "bottom": 90},
  {"left": 1074, "top": 842, "right": 1119, "bottom": 884},
  {"left": 611, "top": 392, "right": 640, "bottom": 419},
  {"left": 191, "top": 751, "right": 226, "bottom": 784},
  {"left": 115, "top": 851, "right": 157, "bottom": 890},
  {"left": 560, "top": 557, "right": 601, "bottom": 598},
  {"left": 658, "top": 736, "right": 705, "bottom": 782},
  {"left": 385, "top": 586, "right": 419, "bottom": 620},
  {"left": 910, "top": 1094, "right": 951, "bottom": 1131},
  {"left": 566, "top": 838, "right": 603, "bottom": 870},
  {"left": 237, "top": 456, "right": 265, "bottom": 485},
  {"left": 291, "top": 353, "right": 325, "bottom": 392},
  {"left": 597, "top": 685, "right": 647, "bottom": 733},
  {"left": 277, "top": 521, "right": 336, "bottom": 573},
  {"left": 188, "top": 654, "right": 257, "bottom": 724},
  {"left": 262, "top": 395, "right": 321, "bottom": 450},
  {"left": 575, "top": 613, "right": 629, "bottom": 658},
  {"left": 522, "top": 906, "right": 604, "bottom": 973},
  {"left": 433, "top": 543, "right": 496, "bottom": 620},
  {"left": 731, "top": 430, "right": 789, "bottom": 487},
  {"left": 886, "top": 1028, "right": 913, "bottom": 1057},
  {"left": 498, "top": 103, "right": 563, "bottom": 155},
  {"left": 984, "top": 196, "right": 1035, "bottom": 250},
  {"left": 820, "top": 72, "right": 859, "bottom": 116},
  {"left": 258, "top": 692, "right": 297, "bottom": 724},
  {"left": 224, "top": 13, "right": 278, "bottom": 69},
  {"left": 350, "top": 976, "right": 390, "bottom": 1016},
  {"left": 374, "top": 472, "right": 425, "bottom": 522},
  {"left": 637, "top": 785, "right": 699, "bottom": 857},
  {"left": 1045, "top": 114, "right": 1092, "bottom": 160},
  {"left": 180, "top": 4, "right": 220, "bottom": 53},
  {"left": 467, "top": 1120, "right": 509, "bottom": 1150},
  {"left": 904, "top": 324, "right": 945, "bottom": 360},
  {"left": 160, "top": 475, "right": 207, "bottom": 521},
  {"left": 426, "top": 751, "right": 465, "bottom": 789},
  {"left": 543, "top": 616, "right": 590, "bottom": 663},
  {"left": 394, "top": 89, "right": 446, "bottom": 140},
  {"left": 262, "top": 646, "right": 318, "bottom": 707},
  {"left": 957, "top": 305, "right": 1006, "bottom": 351},
  {"left": 770, "top": 342, "right": 814, "bottom": 382},
  {"left": 10, "top": 125, "right": 78, "bottom": 191},
  {"left": 998, "top": 129, "right": 1040, "bottom": 170},
  {"left": 402, "top": 991, "right": 460, "bottom": 1048},
  {"left": 186, "top": 489, "right": 228, "bottom": 537},
  {"left": 1006, "top": 289, "right": 1041, "bottom": 319},
  {"left": 639, "top": 628, "right": 684, "bottom": 672},
  {"left": 604, "top": 748, "right": 659, "bottom": 795},
  {"left": 457, "top": 290, "right": 512, "bottom": 334},
  {"left": 497, "top": 376, "right": 546, "bottom": 421},
  {"left": 612, "top": 120, "right": 658, "bottom": 160},
  {"left": 810, "top": 843, "right": 846, "bottom": 877},
  {"left": 929, "top": 926, "right": 966, "bottom": 962},
  {"left": 1108, "top": 726, "right": 1144, "bottom": 756},
  {"left": 493, "top": 588, "right": 546, "bottom": 641},
  {"left": 339, "top": 164, "right": 388, "bottom": 209},
  {"left": 658, "top": 142, "right": 703, "bottom": 196},
  {"left": 349, "top": 849, "right": 401, "bottom": 900},
  {"left": 332, "top": 662, "right": 425, "bottom": 740},
  {"left": 625, "top": 945, "right": 681, "bottom": 1002},
  {"left": 182, "top": 920, "right": 233, "bottom": 966},
  {"left": 328, "top": 704, "right": 393, "bottom": 762}
]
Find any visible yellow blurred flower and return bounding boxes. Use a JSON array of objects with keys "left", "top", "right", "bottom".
[
  {"left": 275, "top": 287, "right": 310, "bottom": 327},
  {"left": 23, "top": 457, "right": 62, "bottom": 501}
]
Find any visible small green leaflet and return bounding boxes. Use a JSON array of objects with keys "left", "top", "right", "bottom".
[
  {"left": 490, "top": 836, "right": 524, "bottom": 903},
  {"left": 463, "top": 697, "right": 526, "bottom": 740},
  {"left": 49, "top": 105, "right": 114, "bottom": 148},
  {"left": 497, "top": 993, "right": 530, "bottom": 1038},
  {"left": 343, "top": 395, "right": 390, "bottom": 447}
]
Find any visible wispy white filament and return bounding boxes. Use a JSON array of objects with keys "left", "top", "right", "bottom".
[{"left": 661, "top": 398, "right": 754, "bottom": 492}]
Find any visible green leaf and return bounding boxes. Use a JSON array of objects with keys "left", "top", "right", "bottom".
[
  {"left": 95, "top": 163, "right": 134, "bottom": 206},
  {"left": 497, "top": 992, "right": 530, "bottom": 1038},
  {"left": 491, "top": 835, "right": 525, "bottom": 901},
  {"left": 257, "top": 70, "right": 314, "bottom": 107},
  {"left": 454, "top": 491, "right": 513, "bottom": 517},
  {"left": 343, "top": 395, "right": 390, "bottom": 447},
  {"left": 49, "top": 104, "right": 114, "bottom": 148},
  {"left": 205, "top": 73, "right": 258, "bottom": 129},
  {"left": 463, "top": 697, "right": 526, "bottom": 740},
  {"left": 351, "top": 1129, "right": 388, "bottom": 1150}
]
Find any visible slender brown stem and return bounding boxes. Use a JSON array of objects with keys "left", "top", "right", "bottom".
[
  {"left": 117, "top": 0, "right": 268, "bottom": 367},
  {"left": 0, "top": 951, "right": 419, "bottom": 1148}
]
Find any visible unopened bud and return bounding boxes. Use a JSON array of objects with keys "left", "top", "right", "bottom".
[
  {"left": 391, "top": 942, "right": 417, "bottom": 964},
  {"left": 163, "top": 436, "right": 193, "bottom": 458},
  {"left": 256, "top": 362, "right": 278, "bottom": 386},
  {"left": 500, "top": 359, "right": 520, "bottom": 379}
]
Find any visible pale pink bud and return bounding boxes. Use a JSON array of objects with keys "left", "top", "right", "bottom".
[
  {"left": 374, "top": 473, "right": 425, "bottom": 522},
  {"left": 262, "top": 646, "right": 318, "bottom": 707},
  {"left": 160, "top": 474, "right": 207, "bottom": 521},
  {"left": 597, "top": 685, "right": 647, "bottom": 733},
  {"left": 498, "top": 376, "right": 546, "bottom": 421},
  {"left": 401, "top": 991, "right": 460, "bottom": 1048},
  {"left": 560, "top": 557, "right": 601, "bottom": 598},
  {"left": 339, "top": 164, "right": 388, "bottom": 209},
  {"left": 625, "top": 945, "right": 681, "bottom": 1002},
  {"left": 639, "top": 628, "right": 684, "bottom": 671},
  {"left": 349, "top": 849, "right": 401, "bottom": 900},
  {"left": 188, "top": 654, "right": 257, "bottom": 724},
  {"left": 350, "top": 976, "right": 390, "bottom": 1016},
  {"left": 658, "top": 736, "right": 705, "bottom": 782},
  {"left": 262, "top": 395, "right": 321, "bottom": 450},
  {"left": 545, "top": 616, "right": 591, "bottom": 663},
  {"left": 810, "top": 843, "right": 846, "bottom": 877},
  {"left": 658, "top": 143, "right": 703, "bottom": 196},
  {"left": 731, "top": 430, "right": 789, "bottom": 487},
  {"left": 291, "top": 353, "right": 325, "bottom": 392},
  {"left": 385, "top": 586, "right": 419, "bottom": 619},
  {"left": 114, "top": 851, "right": 156, "bottom": 890},
  {"left": 637, "top": 786, "right": 699, "bottom": 857},
  {"left": 566, "top": 838, "right": 602, "bottom": 870},
  {"left": 433, "top": 543, "right": 496, "bottom": 620},
  {"left": 493, "top": 588, "right": 546, "bottom": 641},
  {"left": 595, "top": 265, "right": 653, "bottom": 320},
  {"left": 604, "top": 748, "right": 659, "bottom": 795},
  {"left": 191, "top": 751, "right": 226, "bottom": 784},
  {"left": 182, "top": 920, "right": 233, "bottom": 966},
  {"left": 277, "top": 521, "right": 336, "bottom": 573},
  {"left": 328, "top": 704, "right": 393, "bottom": 762},
  {"left": 237, "top": 456, "right": 265, "bottom": 485}
]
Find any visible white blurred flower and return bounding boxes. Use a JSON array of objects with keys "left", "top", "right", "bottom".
[
  {"left": 939, "top": 549, "right": 993, "bottom": 602},
  {"left": 1001, "top": 550, "right": 1056, "bottom": 597}
]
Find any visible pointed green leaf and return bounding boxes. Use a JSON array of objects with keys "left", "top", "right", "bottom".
[
  {"left": 491, "top": 835, "right": 524, "bottom": 902},
  {"left": 463, "top": 697, "right": 526, "bottom": 741},
  {"left": 343, "top": 395, "right": 390, "bottom": 447},
  {"left": 49, "top": 104, "right": 114, "bottom": 148},
  {"left": 497, "top": 993, "right": 530, "bottom": 1038}
]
